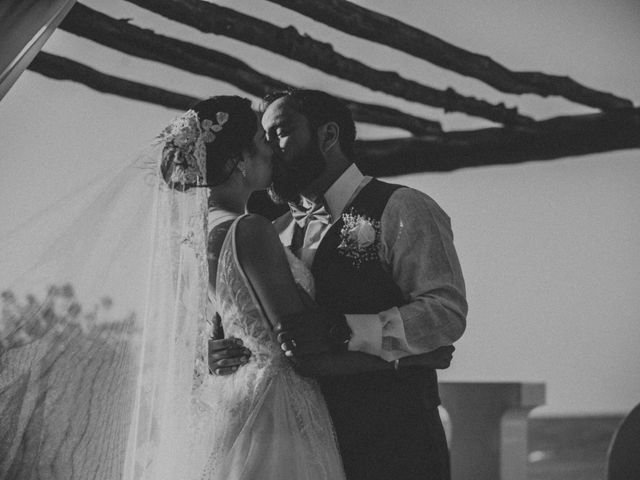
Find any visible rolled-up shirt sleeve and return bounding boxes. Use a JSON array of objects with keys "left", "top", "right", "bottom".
[{"left": 345, "top": 187, "right": 467, "bottom": 361}]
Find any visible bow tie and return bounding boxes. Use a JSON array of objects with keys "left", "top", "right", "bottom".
[{"left": 289, "top": 200, "right": 332, "bottom": 227}]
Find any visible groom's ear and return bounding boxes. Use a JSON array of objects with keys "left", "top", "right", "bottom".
[{"left": 317, "top": 122, "right": 339, "bottom": 154}]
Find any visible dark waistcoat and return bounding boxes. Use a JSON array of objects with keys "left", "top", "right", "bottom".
[{"left": 311, "top": 179, "right": 444, "bottom": 479}]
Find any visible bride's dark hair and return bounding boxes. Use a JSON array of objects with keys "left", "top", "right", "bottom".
[{"left": 161, "top": 96, "right": 257, "bottom": 189}]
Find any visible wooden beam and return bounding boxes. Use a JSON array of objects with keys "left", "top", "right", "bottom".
[
  {"left": 356, "top": 108, "right": 640, "bottom": 176},
  {"left": 27, "top": 51, "right": 639, "bottom": 177},
  {"left": 58, "top": 4, "right": 440, "bottom": 136},
  {"left": 125, "top": 0, "right": 534, "bottom": 126},
  {"left": 28, "top": 51, "right": 200, "bottom": 110},
  {"left": 267, "top": 0, "right": 634, "bottom": 111}
]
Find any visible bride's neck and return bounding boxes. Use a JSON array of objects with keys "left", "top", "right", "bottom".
[{"left": 208, "top": 187, "right": 249, "bottom": 215}]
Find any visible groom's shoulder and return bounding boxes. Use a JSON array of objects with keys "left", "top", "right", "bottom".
[
  {"left": 371, "top": 178, "right": 439, "bottom": 207},
  {"left": 371, "top": 179, "right": 449, "bottom": 219}
]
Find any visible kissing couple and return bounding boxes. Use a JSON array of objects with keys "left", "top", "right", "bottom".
[{"left": 178, "top": 90, "right": 468, "bottom": 480}]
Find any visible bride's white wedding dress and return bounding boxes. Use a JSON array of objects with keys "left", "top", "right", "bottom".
[{"left": 193, "top": 212, "right": 345, "bottom": 480}]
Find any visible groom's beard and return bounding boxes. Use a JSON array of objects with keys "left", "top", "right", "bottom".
[{"left": 268, "top": 142, "right": 326, "bottom": 204}]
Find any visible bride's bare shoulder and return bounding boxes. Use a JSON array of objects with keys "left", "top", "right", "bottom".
[
  {"left": 235, "top": 214, "right": 283, "bottom": 262},
  {"left": 236, "top": 213, "right": 272, "bottom": 231},
  {"left": 235, "top": 213, "right": 275, "bottom": 242},
  {"left": 234, "top": 214, "right": 303, "bottom": 322}
]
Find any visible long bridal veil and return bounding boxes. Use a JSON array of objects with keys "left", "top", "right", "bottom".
[{"left": 0, "top": 140, "right": 216, "bottom": 479}]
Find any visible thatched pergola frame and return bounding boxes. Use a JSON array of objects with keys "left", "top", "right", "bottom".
[{"left": 3, "top": 0, "right": 639, "bottom": 177}]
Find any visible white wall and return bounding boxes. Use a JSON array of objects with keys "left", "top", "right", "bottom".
[{"left": 1, "top": 0, "right": 639, "bottom": 415}]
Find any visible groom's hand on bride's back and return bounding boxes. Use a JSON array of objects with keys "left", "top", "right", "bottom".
[{"left": 208, "top": 337, "right": 252, "bottom": 376}]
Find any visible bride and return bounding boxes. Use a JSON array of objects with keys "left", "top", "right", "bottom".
[{"left": 170, "top": 95, "right": 346, "bottom": 479}]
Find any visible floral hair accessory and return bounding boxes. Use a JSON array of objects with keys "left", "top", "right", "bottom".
[
  {"left": 200, "top": 111, "right": 229, "bottom": 143},
  {"left": 157, "top": 109, "right": 229, "bottom": 186},
  {"left": 337, "top": 209, "right": 381, "bottom": 268}
]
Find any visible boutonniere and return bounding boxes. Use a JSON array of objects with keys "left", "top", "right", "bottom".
[{"left": 337, "top": 210, "right": 381, "bottom": 268}]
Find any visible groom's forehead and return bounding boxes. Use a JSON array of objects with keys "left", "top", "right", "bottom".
[{"left": 263, "top": 98, "right": 308, "bottom": 127}]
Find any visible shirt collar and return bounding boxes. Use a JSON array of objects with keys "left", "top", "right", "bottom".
[{"left": 323, "top": 163, "right": 369, "bottom": 219}]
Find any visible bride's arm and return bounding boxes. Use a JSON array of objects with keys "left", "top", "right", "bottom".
[
  {"left": 235, "top": 214, "right": 310, "bottom": 330},
  {"left": 207, "top": 214, "right": 307, "bottom": 376},
  {"left": 235, "top": 214, "right": 454, "bottom": 376}
]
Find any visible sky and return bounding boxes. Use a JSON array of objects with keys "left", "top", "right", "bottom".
[{"left": 1, "top": 0, "right": 639, "bottom": 416}]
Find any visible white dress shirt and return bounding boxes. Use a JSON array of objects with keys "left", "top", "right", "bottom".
[{"left": 276, "top": 164, "right": 467, "bottom": 362}]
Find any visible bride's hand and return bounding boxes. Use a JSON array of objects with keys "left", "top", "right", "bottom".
[
  {"left": 276, "top": 311, "right": 335, "bottom": 357},
  {"left": 275, "top": 285, "right": 336, "bottom": 357},
  {"left": 208, "top": 337, "right": 252, "bottom": 375}
]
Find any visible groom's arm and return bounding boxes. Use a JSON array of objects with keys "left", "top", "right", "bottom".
[
  {"left": 277, "top": 289, "right": 457, "bottom": 376},
  {"left": 343, "top": 187, "right": 467, "bottom": 362},
  {"left": 208, "top": 336, "right": 252, "bottom": 375}
]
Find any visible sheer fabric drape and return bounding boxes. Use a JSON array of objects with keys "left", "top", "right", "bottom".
[{"left": 0, "top": 147, "right": 214, "bottom": 480}]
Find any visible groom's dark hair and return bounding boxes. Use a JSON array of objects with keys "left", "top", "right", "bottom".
[{"left": 263, "top": 89, "right": 357, "bottom": 159}]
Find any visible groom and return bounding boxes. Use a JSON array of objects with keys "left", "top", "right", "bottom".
[{"left": 212, "top": 89, "right": 467, "bottom": 480}]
